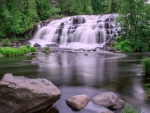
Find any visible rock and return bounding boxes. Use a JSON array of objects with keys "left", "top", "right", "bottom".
[
  {"left": 92, "top": 92, "right": 125, "bottom": 110},
  {"left": 84, "top": 53, "right": 88, "bottom": 56},
  {"left": 0, "top": 73, "right": 61, "bottom": 113},
  {"left": 31, "top": 57, "right": 38, "bottom": 64},
  {"left": 136, "top": 71, "right": 145, "bottom": 76},
  {"left": 34, "top": 43, "right": 41, "bottom": 48},
  {"left": 45, "top": 43, "right": 59, "bottom": 47},
  {"left": 101, "top": 111, "right": 114, "bottom": 113},
  {"left": 65, "top": 94, "right": 90, "bottom": 111}
]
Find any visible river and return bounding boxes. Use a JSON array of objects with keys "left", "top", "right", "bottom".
[{"left": 0, "top": 51, "right": 150, "bottom": 113}]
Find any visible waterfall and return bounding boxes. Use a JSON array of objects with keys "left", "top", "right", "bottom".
[{"left": 30, "top": 14, "right": 120, "bottom": 49}]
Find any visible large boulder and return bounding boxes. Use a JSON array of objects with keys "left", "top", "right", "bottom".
[
  {"left": 92, "top": 92, "right": 125, "bottom": 110},
  {"left": 65, "top": 94, "right": 90, "bottom": 111},
  {"left": 0, "top": 73, "right": 61, "bottom": 113}
]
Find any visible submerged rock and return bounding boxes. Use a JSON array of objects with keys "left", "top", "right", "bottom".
[
  {"left": 92, "top": 92, "right": 125, "bottom": 110},
  {"left": 0, "top": 73, "right": 61, "bottom": 113},
  {"left": 65, "top": 94, "right": 90, "bottom": 111},
  {"left": 31, "top": 57, "right": 38, "bottom": 64},
  {"left": 136, "top": 71, "right": 145, "bottom": 76}
]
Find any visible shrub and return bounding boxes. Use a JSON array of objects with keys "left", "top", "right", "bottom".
[
  {"left": 115, "top": 39, "right": 132, "bottom": 53},
  {"left": 122, "top": 105, "right": 143, "bottom": 113},
  {"left": 144, "top": 84, "right": 150, "bottom": 96},
  {"left": 142, "top": 57, "right": 150, "bottom": 75},
  {"left": 30, "top": 47, "right": 37, "bottom": 53},
  {"left": 25, "top": 44, "right": 31, "bottom": 49},
  {"left": 44, "top": 46, "right": 50, "bottom": 53},
  {"left": 1, "top": 39, "right": 11, "bottom": 46},
  {"left": 19, "top": 46, "right": 29, "bottom": 53},
  {"left": 0, "top": 45, "right": 36, "bottom": 57}
]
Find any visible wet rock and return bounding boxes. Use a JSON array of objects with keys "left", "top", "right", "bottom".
[
  {"left": 0, "top": 73, "right": 61, "bottom": 113},
  {"left": 34, "top": 43, "right": 41, "bottom": 48},
  {"left": 101, "top": 111, "right": 114, "bottom": 113},
  {"left": 84, "top": 53, "right": 88, "bottom": 56},
  {"left": 31, "top": 57, "right": 38, "bottom": 64},
  {"left": 66, "top": 94, "right": 90, "bottom": 111},
  {"left": 136, "top": 71, "right": 145, "bottom": 76},
  {"left": 92, "top": 92, "right": 125, "bottom": 110},
  {"left": 10, "top": 42, "right": 21, "bottom": 47},
  {"left": 45, "top": 43, "right": 59, "bottom": 47},
  {"left": 114, "top": 50, "right": 122, "bottom": 53}
]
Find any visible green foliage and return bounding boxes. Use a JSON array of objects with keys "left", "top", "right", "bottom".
[
  {"left": 115, "top": 37, "right": 132, "bottom": 53},
  {"left": 122, "top": 105, "right": 143, "bottom": 113},
  {"left": 142, "top": 57, "right": 150, "bottom": 75},
  {"left": 0, "top": 0, "right": 39, "bottom": 38},
  {"left": 144, "top": 83, "right": 150, "bottom": 96},
  {"left": 115, "top": 35, "right": 150, "bottom": 52},
  {"left": 58, "top": 0, "right": 93, "bottom": 15},
  {"left": 118, "top": 0, "right": 150, "bottom": 52},
  {"left": 0, "top": 45, "right": 36, "bottom": 57},
  {"left": 30, "top": 47, "right": 37, "bottom": 52},
  {"left": 0, "top": 39, "right": 11, "bottom": 46},
  {"left": 91, "top": 0, "right": 121, "bottom": 14},
  {"left": 44, "top": 46, "right": 50, "bottom": 53},
  {"left": 19, "top": 46, "right": 30, "bottom": 53},
  {"left": 36, "top": 0, "right": 52, "bottom": 20}
]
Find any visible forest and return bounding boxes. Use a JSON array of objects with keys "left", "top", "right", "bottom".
[{"left": 0, "top": 0, "right": 150, "bottom": 52}]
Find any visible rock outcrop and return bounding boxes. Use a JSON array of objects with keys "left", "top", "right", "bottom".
[
  {"left": 66, "top": 94, "right": 90, "bottom": 111},
  {"left": 92, "top": 92, "right": 125, "bottom": 110},
  {"left": 0, "top": 73, "right": 61, "bottom": 113}
]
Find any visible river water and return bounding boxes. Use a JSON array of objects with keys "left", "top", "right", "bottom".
[{"left": 0, "top": 51, "right": 150, "bottom": 113}]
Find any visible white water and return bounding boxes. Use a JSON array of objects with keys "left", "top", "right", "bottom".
[{"left": 30, "top": 14, "right": 120, "bottom": 49}]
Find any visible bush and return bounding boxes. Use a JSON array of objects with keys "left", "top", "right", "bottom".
[
  {"left": 0, "top": 39, "right": 11, "bottom": 46},
  {"left": 30, "top": 47, "right": 37, "bottom": 53},
  {"left": 142, "top": 57, "right": 150, "bottom": 75},
  {"left": 19, "top": 46, "right": 29, "bottom": 53},
  {"left": 114, "top": 35, "right": 150, "bottom": 52},
  {"left": 0, "top": 45, "right": 36, "bottom": 57},
  {"left": 115, "top": 39, "right": 132, "bottom": 53},
  {"left": 44, "top": 46, "right": 50, "bottom": 53},
  {"left": 122, "top": 105, "right": 143, "bottom": 113}
]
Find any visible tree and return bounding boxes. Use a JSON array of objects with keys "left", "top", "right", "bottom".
[
  {"left": 116, "top": 0, "right": 150, "bottom": 52},
  {"left": 36, "top": 0, "right": 52, "bottom": 20},
  {"left": 58, "top": 0, "right": 93, "bottom": 15},
  {"left": 0, "top": 0, "right": 39, "bottom": 38}
]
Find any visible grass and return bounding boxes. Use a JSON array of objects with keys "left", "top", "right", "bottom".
[
  {"left": 44, "top": 46, "right": 50, "bottom": 53},
  {"left": 122, "top": 105, "right": 143, "bottom": 113},
  {"left": 0, "top": 45, "right": 36, "bottom": 57},
  {"left": 142, "top": 57, "right": 150, "bottom": 75}
]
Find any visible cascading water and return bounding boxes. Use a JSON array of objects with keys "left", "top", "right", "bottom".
[{"left": 30, "top": 14, "right": 120, "bottom": 49}]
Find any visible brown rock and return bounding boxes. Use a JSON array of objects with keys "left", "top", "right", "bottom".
[
  {"left": 66, "top": 94, "right": 90, "bottom": 111},
  {"left": 92, "top": 92, "right": 125, "bottom": 110},
  {"left": 0, "top": 73, "right": 61, "bottom": 113}
]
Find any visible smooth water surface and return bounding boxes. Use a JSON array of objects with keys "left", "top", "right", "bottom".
[{"left": 0, "top": 52, "right": 150, "bottom": 113}]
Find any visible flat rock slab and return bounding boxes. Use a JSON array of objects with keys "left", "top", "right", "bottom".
[
  {"left": 92, "top": 92, "right": 125, "bottom": 110},
  {"left": 0, "top": 73, "right": 61, "bottom": 113},
  {"left": 66, "top": 94, "right": 90, "bottom": 111}
]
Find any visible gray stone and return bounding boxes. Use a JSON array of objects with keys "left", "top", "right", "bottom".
[
  {"left": 66, "top": 94, "right": 90, "bottom": 111},
  {"left": 0, "top": 73, "right": 61, "bottom": 113},
  {"left": 31, "top": 57, "right": 38, "bottom": 64},
  {"left": 92, "top": 92, "right": 125, "bottom": 110}
]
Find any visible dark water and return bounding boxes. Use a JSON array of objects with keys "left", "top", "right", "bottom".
[{"left": 0, "top": 51, "right": 150, "bottom": 113}]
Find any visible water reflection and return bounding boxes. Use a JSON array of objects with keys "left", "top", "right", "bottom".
[{"left": 0, "top": 52, "right": 150, "bottom": 113}]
